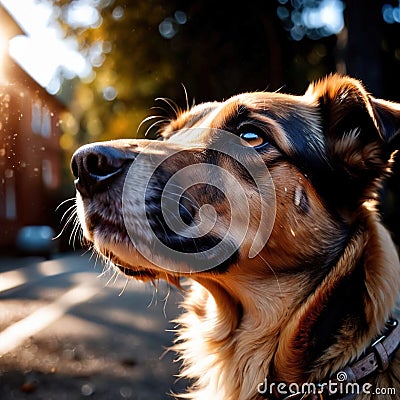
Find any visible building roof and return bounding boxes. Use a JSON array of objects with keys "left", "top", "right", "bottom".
[
  {"left": 0, "top": 4, "right": 64, "bottom": 109},
  {"left": 0, "top": 4, "right": 25, "bottom": 40}
]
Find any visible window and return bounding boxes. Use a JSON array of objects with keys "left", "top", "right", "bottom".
[
  {"left": 31, "top": 102, "right": 52, "bottom": 138},
  {"left": 4, "top": 169, "right": 16, "bottom": 220},
  {"left": 41, "top": 107, "right": 51, "bottom": 138},
  {"left": 42, "top": 160, "right": 55, "bottom": 188},
  {"left": 31, "top": 101, "right": 42, "bottom": 134}
]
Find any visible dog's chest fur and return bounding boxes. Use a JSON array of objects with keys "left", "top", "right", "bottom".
[{"left": 173, "top": 213, "right": 400, "bottom": 400}]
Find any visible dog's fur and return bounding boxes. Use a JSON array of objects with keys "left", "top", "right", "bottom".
[{"left": 72, "top": 75, "right": 400, "bottom": 399}]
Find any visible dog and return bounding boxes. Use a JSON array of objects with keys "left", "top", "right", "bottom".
[{"left": 71, "top": 75, "right": 400, "bottom": 400}]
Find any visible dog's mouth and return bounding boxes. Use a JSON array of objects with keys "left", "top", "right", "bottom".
[
  {"left": 113, "top": 260, "right": 158, "bottom": 280},
  {"left": 84, "top": 212, "right": 187, "bottom": 282},
  {"left": 106, "top": 250, "right": 161, "bottom": 281},
  {"left": 105, "top": 250, "right": 182, "bottom": 286},
  {"left": 117, "top": 266, "right": 156, "bottom": 279}
]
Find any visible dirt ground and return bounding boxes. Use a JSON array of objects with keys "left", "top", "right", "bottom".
[{"left": 0, "top": 333, "right": 186, "bottom": 399}]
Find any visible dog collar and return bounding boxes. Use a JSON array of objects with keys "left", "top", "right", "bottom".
[{"left": 262, "top": 319, "right": 400, "bottom": 400}]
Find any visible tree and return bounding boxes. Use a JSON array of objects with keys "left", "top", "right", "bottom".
[
  {"left": 54, "top": 0, "right": 181, "bottom": 146},
  {"left": 53, "top": 0, "right": 400, "bottom": 158},
  {"left": 53, "top": 0, "right": 290, "bottom": 154}
]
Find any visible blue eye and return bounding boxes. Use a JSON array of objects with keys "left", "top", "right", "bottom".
[{"left": 239, "top": 130, "right": 267, "bottom": 147}]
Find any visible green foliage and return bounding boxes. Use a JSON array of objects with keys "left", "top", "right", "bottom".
[
  {"left": 52, "top": 0, "right": 340, "bottom": 154},
  {"left": 54, "top": 0, "right": 184, "bottom": 151}
]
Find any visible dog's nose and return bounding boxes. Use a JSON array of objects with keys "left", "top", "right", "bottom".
[{"left": 71, "top": 144, "right": 132, "bottom": 198}]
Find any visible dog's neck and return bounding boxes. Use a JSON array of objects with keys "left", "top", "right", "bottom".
[{"left": 175, "top": 211, "right": 400, "bottom": 399}]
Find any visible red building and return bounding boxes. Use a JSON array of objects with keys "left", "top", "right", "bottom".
[{"left": 0, "top": 6, "right": 64, "bottom": 249}]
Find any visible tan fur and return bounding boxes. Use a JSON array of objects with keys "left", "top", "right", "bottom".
[
  {"left": 72, "top": 75, "right": 400, "bottom": 399},
  {"left": 173, "top": 213, "right": 400, "bottom": 400}
]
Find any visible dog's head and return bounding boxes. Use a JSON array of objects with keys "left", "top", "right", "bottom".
[{"left": 71, "top": 75, "right": 400, "bottom": 284}]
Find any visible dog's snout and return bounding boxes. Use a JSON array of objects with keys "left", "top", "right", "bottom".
[{"left": 71, "top": 145, "right": 132, "bottom": 197}]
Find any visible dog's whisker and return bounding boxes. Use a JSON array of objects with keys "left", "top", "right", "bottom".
[
  {"left": 155, "top": 97, "right": 181, "bottom": 118},
  {"left": 67, "top": 214, "right": 77, "bottom": 243},
  {"left": 89, "top": 250, "right": 98, "bottom": 271},
  {"left": 97, "top": 262, "right": 111, "bottom": 278},
  {"left": 55, "top": 198, "right": 76, "bottom": 224},
  {"left": 151, "top": 185, "right": 201, "bottom": 213},
  {"left": 95, "top": 250, "right": 105, "bottom": 265},
  {"left": 161, "top": 193, "right": 200, "bottom": 217},
  {"left": 144, "top": 119, "right": 168, "bottom": 138},
  {"left": 54, "top": 206, "right": 78, "bottom": 241},
  {"left": 105, "top": 266, "right": 119, "bottom": 287},
  {"left": 62, "top": 208, "right": 77, "bottom": 229},
  {"left": 161, "top": 283, "right": 172, "bottom": 319},
  {"left": 163, "top": 185, "right": 200, "bottom": 207},
  {"left": 112, "top": 269, "right": 120, "bottom": 286},
  {"left": 54, "top": 212, "right": 75, "bottom": 240},
  {"left": 274, "top": 84, "right": 287, "bottom": 94},
  {"left": 70, "top": 215, "right": 82, "bottom": 249},
  {"left": 138, "top": 115, "right": 169, "bottom": 139},
  {"left": 158, "top": 190, "right": 200, "bottom": 211},
  {"left": 137, "top": 114, "right": 165, "bottom": 132},
  {"left": 100, "top": 251, "right": 114, "bottom": 276},
  {"left": 80, "top": 245, "right": 93, "bottom": 258},
  {"left": 92, "top": 251, "right": 109, "bottom": 276},
  {"left": 86, "top": 246, "right": 101, "bottom": 275},
  {"left": 59, "top": 204, "right": 77, "bottom": 223},
  {"left": 146, "top": 282, "right": 158, "bottom": 308},
  {"left": 79, "top": 229, "right": 86, "bottom": 248},
  {"left": 118, "top": 278, "right": 130, "bottom": 297},
  {"left": 55, "top": 197, "right": 75, "bottom": 212},
  {"left": 180, "top": 83, "right": 190, "bottom": 113}
]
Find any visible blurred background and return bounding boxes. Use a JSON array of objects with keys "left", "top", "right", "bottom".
[
  {"left": 1, "top": 0, "right": 400, "bottom": 253},
  {"left": 0, "top": 0, "right": 400, "bottom": 399}
]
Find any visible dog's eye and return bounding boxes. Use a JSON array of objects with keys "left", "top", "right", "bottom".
[{"left": 239, "top": 129, "right": 268, "bottom": 148}]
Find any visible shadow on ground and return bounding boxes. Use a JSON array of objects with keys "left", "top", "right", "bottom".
[{"left": 0, "top": 253, "right": 189, "bottom": 399}]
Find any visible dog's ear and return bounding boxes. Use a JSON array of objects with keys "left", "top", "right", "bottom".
[
  {"left": 305, "top": 75, "right": 400, "bottom": 210},
  {"left": 370, "top": 97, "right": 400, "bottom": 145}
]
